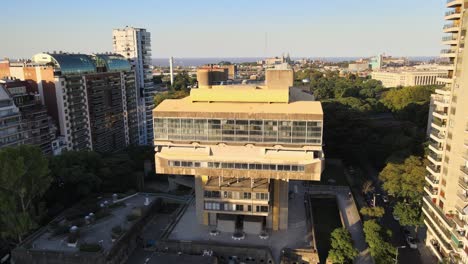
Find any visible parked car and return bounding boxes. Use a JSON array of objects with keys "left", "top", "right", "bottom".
[
  {"left": 382, "top": 195, "right": 389, "bottom": 203},
  {"left": 406, "top": 236, "right": 417, "bottom": 249}
]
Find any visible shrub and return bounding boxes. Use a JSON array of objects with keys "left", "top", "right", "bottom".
[
  {"left": 108, "top": 202, "right": 125, "bottom": 209},
  {"left": 126, "top": 213, "right": 139, "bottom": 222},
  {"left": 79, "top": 243, "right": 102, "bottom": 252}
]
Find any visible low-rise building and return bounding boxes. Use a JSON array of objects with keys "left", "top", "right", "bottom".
[{"left": 371, "top": 69, "right": 448, "bottom": 87}]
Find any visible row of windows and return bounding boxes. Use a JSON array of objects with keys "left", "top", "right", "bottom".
[
  {"left": 169, "top": 160, "right": 305, "bottom": 173},
  {"left": 204, "top": 202, "right": 269, "bottom": 213},
  {"left": 154, "top": 118, "right": 322, "bottom": 145},
  {"left": 204, "top": 191, "right": 269, "bottom": 200}
]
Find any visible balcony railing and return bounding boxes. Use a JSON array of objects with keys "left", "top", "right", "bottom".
[
  {"left": 458, "top": 176, "right": 468, "bottom": 190},
  {"left": 441, "top": 49, "right": 457, "bottom": 54},
  {"left": 442, "top": 35, "right": 458, "bottom": 42},
  {"left": 430, "top": 131, "right": 446, "bottom": 140},
  {"left": 444, "top": 23, "right": 460, "bottom": 30},
  {"left": 445, "top": 10, "right": 461, "bottom": 16},
  {"left": 461, "top": 166, "right": 468, "bottom": 175},
  {"left": 433, "top": 95, "right": 451, "bottom": 105},
  {"left": 427, "top": 174, "right": 440, "bottom": 185},
  {"left": 427, "top": 164, "right": 441, "bottom": 174},
  {"left": 428, "top": 152, "right": 443, "bottom": 162},
  {"left": 457, "top": 190, "right": 468, "bottom": 201},
  {"left": 425, "top": 185, "right": 439, "bottom": 195}
]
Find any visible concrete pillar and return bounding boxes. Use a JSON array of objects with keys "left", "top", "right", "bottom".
[
  {"left": 272, "top": 179, "right": 289, "bottom": 230},
  {"left": 272, "top": 180, "right": 280, "bottom": 231},
  {"left": 279, "top": 179, "right": 289, "bottom": 230},
  {"left": 194, "top": 175, "right": 209, "bottom": 225}
]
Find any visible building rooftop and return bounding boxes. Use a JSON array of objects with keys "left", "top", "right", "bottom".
[
  {"left": 32, "top": 53, "right": 97, "bottom": 75},
  {"left": 28, "top": 193, "right": 158, "bottom": 253},
  {"left": 154, "top": 87, "right": 322, "bottom": 120}
]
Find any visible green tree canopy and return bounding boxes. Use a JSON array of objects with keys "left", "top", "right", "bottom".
[
  {"left": 154, "top": 90, "right": 190, "bottom": 107},
  {"left": 379, "top": 156, "right": 426, "bottom": 199},
  {"left": 363, "top": 220, "right": 396, "bottom": 264},
  {"left": 381, "top": 85, "right": 436, "bottom": 111},
  {"left": 360, "top": 206, "right": 385, "bottom": 219},
  {"left": 328, "top": 228, "right": 358, "bottom": 264},
  {"left": 0, "top": 145, "right": 51, "bottom": 243},
  {"left": 393, "top": 202, "right": 424, "bottom": 230}
]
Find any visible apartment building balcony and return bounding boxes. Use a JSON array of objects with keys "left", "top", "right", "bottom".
[
  {"left": 428, "top": 239, "right": 445, "bottom": 262},
  {"left": 435, "top": 87, "right": 452, "bottom": 95},
  {"left": 461, "top": 166, "right": 468, "bottom": 176},
  {"left": 433, "top": 95, "right": 451, "bottom": 106},
  {"left": 456, "top": 202, "right": 468, "bottom": 215},
  {"left": 425, "top": 185, "right": 439, "bottom": 198},
  {"left": 442, "top": 35, "right": 459, "bottom": 45},
  {"left": 445, "top": 10, "right": 462, "bottom": 20},
  {"left": 426, "top": 174, "right": 440, "bottom": 186},
  {"left": 441, "top": 49, "right": 457, "bottom": 58},
  {"left": 427, "top": 164, "right": 442, "bottom": 177},
  {"left": 444, "top": 23, "right": 461, "bottom": 33},
  {"left": 431, "top": 118, "right": 448, "bottom": 132},
  {"left": 428, "top": 152, "right": 443, "bottom": 166},
  {"left": 459, "top": 177, "right": 468, "bottom": 190},
  {"left": 429, "top": 140, "right": 444, "bottom": 153},
  {"left": 458, "top": 191, "right": 468, "bottom": 202},
  {"left": 437, "top": 76, "right": 454, "bottom": 84},
  {"left": 430, "top": 131, "right": 446, "bottom": 143},
  {"left": 453, "top": 214, "right": 467, "bottom": 229},
  {"left": 433, "top": 110, "right": 449, "bottom": 120},
  {"left": 447, "top": 0, "right": 463, "bottom": 8}
]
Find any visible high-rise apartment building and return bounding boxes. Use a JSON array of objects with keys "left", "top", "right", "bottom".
[
  {"left": 1, "top": 79, "right": 55, "bottom": 154},
  {"left": 153, "top": 68, "right": 324, "bottom": 232},
  {"left": 113, "top": 26, "right": 156, "bottom": 145},
  {"left": 0, "top": 85, "right": 22, "bottom": 148},
  {"left": 423, "top": 1, "right": 468, "bottom": 262},
  {"left": 2, "top": 52, "right": 139, "bottom": 153}
]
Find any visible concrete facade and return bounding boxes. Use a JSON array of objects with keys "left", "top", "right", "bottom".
[
  {"left": 423, "top": 1, "right": 468, "bottom": 263},
  {"left": 371, "top": 69, "right": 448, "bottom": 88},
  {"left": 153, "top": 68, "right": 324, "bottom": 233}
]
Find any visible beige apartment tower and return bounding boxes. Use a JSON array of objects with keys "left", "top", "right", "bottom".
[
  {"left": 153, "top": 69, "right": 324, "bottom": 232},
  {"left": 423, "top": 1, "right": 468, "bottom": 263}
]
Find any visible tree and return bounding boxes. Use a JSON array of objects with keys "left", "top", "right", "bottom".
[
  {"left": 47, "top": 151, "right": 103, "bottom": 209},
  {"left": 154, "top": 90, "right": 189, "bottom": 107},
  {"left": 328, "top": 228, "right": 358, "bottom": 264},
  {"left": 360, "top": 206, "right": 385, "bottom": 218},
  {"left": 363, "top": 220, "right": 396, "bottom": 264},
  {"left": 361, "top": 181, "right": 374, "bottom": 195},
  {"left": 379, "top": 156, "right": 426, "bottom": 199},
  {"left": 393, "top": 202, "right": 424, "bottom": 232},
  {"left": 0, "top": 145, "right": 51, "bottom": 243}
]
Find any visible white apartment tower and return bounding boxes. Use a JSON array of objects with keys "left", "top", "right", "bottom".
[
  {"left": 423, "top": 1, "right": 468, "bottom": 263},
  {"left": 112, "top": 26, "right": 156, "bottom": 145}
]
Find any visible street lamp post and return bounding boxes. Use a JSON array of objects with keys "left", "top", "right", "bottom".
[{"left": 395, "top": 246, "right": 406, "bottom": 264}]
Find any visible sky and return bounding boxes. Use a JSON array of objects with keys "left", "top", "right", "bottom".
[{"left": 1, "top": 0, "right": 447, "bottom": 59}]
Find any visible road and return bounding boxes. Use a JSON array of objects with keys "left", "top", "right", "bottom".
[{"left": 358, "top": 158, "right": 437, "bottom": 264}]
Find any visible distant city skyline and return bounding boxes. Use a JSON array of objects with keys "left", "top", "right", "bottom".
[{"left": 2, "top": 0, "right": 446, "bottom": 59}]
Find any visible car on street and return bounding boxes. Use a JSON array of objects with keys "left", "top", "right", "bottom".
[
  {"left": 406, "top": 236, "right": 417, "bottom": 249},
  {"left": 382, "top": 195, "right": 389, "bottom": 203}
]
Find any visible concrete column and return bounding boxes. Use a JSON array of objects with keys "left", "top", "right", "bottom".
[
  {"left": 194, "top": 175, "right": 209, "bottom": 225},
  {"left": 272, "top": 180, "right": 280, "bottom": 231},
  {"left": 272, "top": 179, "right": 289, "bottom": 230},
  {"left": 279, "top": 179, "right": 289, "bottom": 230}
]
